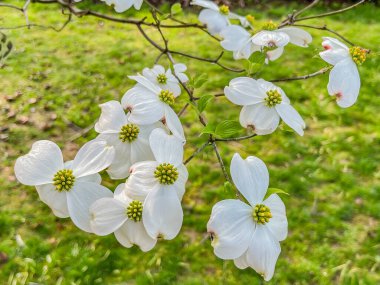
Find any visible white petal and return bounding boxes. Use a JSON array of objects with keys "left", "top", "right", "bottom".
[
  {"left": 67, "top": 181, "right": 113, "bottom": 232},
  {"left": 95, "top": 101, "right": 127, "bottom": 134},
  {"left": 224, "top": 77, "right": 265, "bottom": 106},
  {"left": 320, "top": 37, "right": 349, "bottom": 65},
  {"left": 252, "top": 31, "right": 289, "bottom": 48},
  {"left": 149, "top": 128, "right": 184, "bottom": 166},
  {"left": 228, "top": 12, "right": 250, "bottom": 28},
  {"left": 72, "top": 139, "right": 115, "bottom": 178},
  {"left": 172, "top": 164, "right": 188, "bottom": 200},
  {"left": 128, "top": 75, "right": 161, "bottom": 94},
  {"left": 207, "top": 199, "right": 255, "bottom": 259},
  {"left": 239, "top": 104, "right": 280, "bottom": 135},
  {"left": 126, "top": 161, "right": 160, "bottom": 201},
  {"left": 275, "top": 103, "right": 306, "bottom": 136},
  {"left": 133, "top": 0, "right": 143, "bottom": 10},
  {"left": 121, "top": 85, "right": 164, "bottom": 124},
  {"left": 246, "top": 225, "right": 281, "bottom": 281},
  {"left": 231, "top": 153, "right": 269, "bottom": 205},
  {"left": 114, "top": 220, "right": 157, "bottom": 251},
  {"left": 220, "top": 25, "right": 251, "bottom": 52},
  {"left": 234, "top": 252, "right": 250, "bottom": 269},
  {"left": 143, "top": 185, "right": 183, "bottom": 240},
  {"left": 14, "top": 140, "right": 64, "bottom": 186},
  {"left": 163, "top": 105, "right": 186, "bottom": 143},
  {"left": 190, "top": 0, "right": 219, "bottom": 10},
  {"left": 77, "top": 173, "right": 102, "bottom": 184},
  {"left": 36, "top": 184, "right": 69, "bottom": 218},
  {"left": 113, "top": 183, "right": 129, "bottom": 202},
  {"left": 173, "top": 63, "right": 189, "bottom": 83},
  {"left": 278, "top": 27, "right": 312, "bottom": 47},
  {"left": 130, "top": 137, "right": 155, "bottom": 165},
  {"left": 263, "top": 194, "right": 288, "bottom": 241},
  {"left": 199, "top": 9, "right": 229, "bottom": 35},
  {"left": 327, "top": 58, "right": 360, "bottom": 108},
  {"left": 266, "top": 46, "right": 284, "bottom": 61},
  {"left": 90, "top": 197, "right": 128, "bottom": 236}
]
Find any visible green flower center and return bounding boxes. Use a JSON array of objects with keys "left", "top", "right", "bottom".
[
  {"left": 119, "top": 124, "right": 139, "bottom": 143},
  {"left": 265, "top": 89, "right": 282, "bottom": 107},
  {"left": 219, "top": 5, "right": 229, "bottom": 15},
  {"left": 262, "top": 21, "right": 278, "bottom": 31},
  {"left": 159, "top": 90, "right": 175, "bottom": 106},
  {"left": 126, "top": 200, "right": 143, "bottom": 222},
  {"left": 253, "top": 204, "right": 272, "bottom": 224},
  {"left": 53, "top": 169, "right": 75, "bottom": 192},
  {"left": 349, "top": 46, "right": 367, "bottom": 65},
  {"left": 157, "top": 73, "right": 167, "bottom": 84},
  {"left": 154, "top": 163, "right": 178, "bottom": 185}
]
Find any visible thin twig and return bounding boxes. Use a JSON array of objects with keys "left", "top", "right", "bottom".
[
  {"left": 184, "top": 141, "right": 210, "bottom": 165},
  {"left": 270, "top": 67, "right": 332, "bottom": 82},
  {"left": 295, "top": 0, "right": 367, "bottom": 22},
  {"left": 211, "top": 141, "right": 233, "bottom": 185},
  {"left": 177, "top": 103, "right": 190, "bottom": 117},
  {"left": 215, "top": 133, "right": 257, "bottom": 142}
]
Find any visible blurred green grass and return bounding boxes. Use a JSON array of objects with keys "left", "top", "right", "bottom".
[{"left": 1, "top": 1, "right": 380, "bottom": 284}]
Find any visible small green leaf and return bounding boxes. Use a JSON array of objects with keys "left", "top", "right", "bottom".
[
  {"left": 197, "top": 95, "right": 214, "bottom": 113},
  {"left": 224, "top": 181, "right": 233, "bottom": 193},
  {"left": 249, "top": 51, "right": 266, "bottom": 65},
  {"left": 193, "top": 73, "right": 208, "bottom": 88},
  {"left": 215, "top": 120, "right": 241, "bottom": 138},
  {"left": 264, "top": 188, "right": 289, "bottom": 200},
  {"left": 201, "top": 124, "right": 216, "bottom": 135},
  {"left": 171, "top": 3, "right": 183, "bottom": 15}
]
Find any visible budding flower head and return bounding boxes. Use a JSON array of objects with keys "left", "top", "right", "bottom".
[
  {"left": 265, "top": 89, "right": 282, "bottom": 107},
  {"left": 159, "top": 90, "right": 175, "bottom": 106},
  {"left": 262, "top": 21, "right": 278, "bottom": 31},
  {"left": 219, "top": 5, "right": 229, "bottom": 15},
  {"left": 252, "top": 204, "right": 272, "bottom": 224},
  {"left": 157, "top": 73, "right": 167, "bottom": 84},
  {"left": 119, "top": 124, "right": 139, "bottom": 143},
  {"left": 154, "top": 163, "right": 179, "bottom": 185},
  {"left": 246, "top": 14, "right": 255, "bottom": 25},
  {"left": 53, "top": 169, "right": 75, "bottom": 192},
  {"left": 349, "top": 46, "right": 367, "bottom": 65},
  {"left": 126, "top": 200, "right": 143, "bottom": 222}
]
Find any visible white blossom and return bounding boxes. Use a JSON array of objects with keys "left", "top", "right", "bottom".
[
  {"left": 221, "top": 25, "right": 312, "bottom": 61},
  {"left": 100, "top": 0, "right": 143, "bottom": 13},
  {"left": 125, "top": 128, "right": 188, "bottom": 240},
  {"left": 14, "top": 140, "right": 115, "bottom": 232},
  {"left": 94, "top": 100, "right": 161, "bottom": 179},
  {"left": 121, "top": 75, "right": 185, "bottom": 142},
  {"left": 207, "top": 153, "right": 287, "bottom": 281},
  {"left": 142, "top": 65, "right": 181, "bottom": 96},
  {"left": 319, "top": 37, "right": 365, "bottom": 108},
  {"left": 190, "top": 0, "right": 249, "bottom": 35},
  {"left": 90, "top": 183, "right": 157, "bottom": 252},
  {"left": 224, "top": 77, "right": 305, "bottom": 135},
  {"left": 173, "top": 63, "right": 189, "bottom": 83}
]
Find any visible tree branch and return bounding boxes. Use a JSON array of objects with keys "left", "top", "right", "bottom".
[{"left": 270, "top": 66, "right": 332, "bottom": 82}]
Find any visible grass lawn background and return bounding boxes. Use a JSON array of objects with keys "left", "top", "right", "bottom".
[{"left": 1, "top": 1, "right": 379, "bottom": 284}]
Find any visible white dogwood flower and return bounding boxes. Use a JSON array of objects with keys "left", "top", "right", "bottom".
[
  {"left": 95, "top": 100, "right": 160, "bottom": 179},
  {"left": 14, "top": 140, "right": 115, "bottom": 232},
  {"left": 121, "top": 75, "right": 185, "bottom": 142},
  {"left": 220, "top": 24, "right": 312, "bottom": 61},
  {"left": 90, "top": 183, "right": 157, "bottom": 252},
  {"left": 190, "top": 0, "right": 249, "bottom": 35},
  {"left": 173, "top": 63, "right": 189, "bottom": 83},
  {"left": 142, "top": 65, "right": 181, "bottom": 96},
  {"left": 100, "top": 0, "right": 143, "bottom": 13},
  {"left": 125, "top": 128, "right": 188, "bottom": 240},
  {"left": 207, "top": 153, "right": 288, "bottom": 281},
  {"left": 224, "top": 77, "right": 305, "bottom": 135},
  {"left": 320, "top": 37, "right": 366, "bottom": 108}
]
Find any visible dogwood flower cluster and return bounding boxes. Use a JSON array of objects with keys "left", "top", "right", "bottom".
[
  {"left": 320, "top": 37, "right": 367, "bottom": 108},
  {"left": 208, "top": 154, "right": 287, "bottom": 281},
  {"left": 13, "top": 2, "right": 370, "bottom": 282}
]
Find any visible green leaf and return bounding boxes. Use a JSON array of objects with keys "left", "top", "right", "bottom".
[
  {"left": 264, "top": 188, "right": 289, "bottom": 200},
  {"left": 201, "top": 124, "right": 216, "bottom": 135},
  {"left": 248, "top": 51, "right": 266, "bottom": 65},
  {"left": 193, "top": 73, "right": 208, "bottom": 88},
  {"left": 171, "top": 3, "right": 183, "bottom": 15},
  {"left": 224, "top": 181, "right": 233, "bottom": 193},
  {"left": 197, "top": 95, "right": 214, "bottom": 113},
  {"left": 215, "top": 120, "right": 241, "bottom": 138}
]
